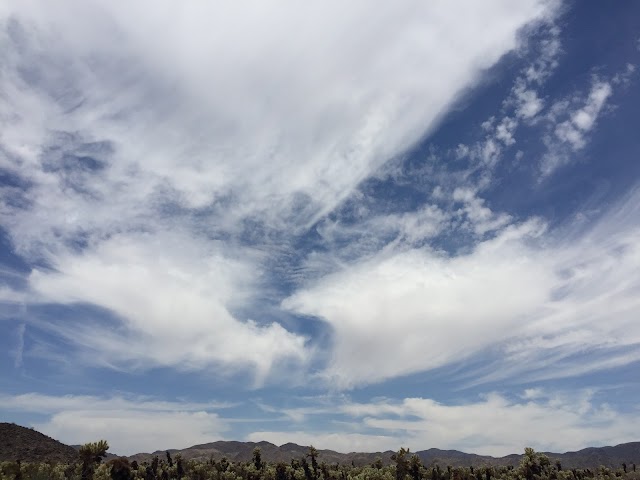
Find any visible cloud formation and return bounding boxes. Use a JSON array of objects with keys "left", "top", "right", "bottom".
[
  {"left": 3, "top": 385, "right": 639, "bottom": 456},
  {"left": 250, "top": 389, "right": 640, "bottom": 456},
  {"left": 3, "top": 0, "right": 640, "bottom": 458},
  {"left": 541, "top": 78, "right": 615, "bottom": 176},
  {"left": 284, "top": 188, "right": 640, "bottom": 388},
  {"left": 0, "top": 0, "right": 558, "bottom": 382},
  {"left": 0, "top": 393, "right": 231, "bottom": 455},
  {"left": 553, "top": 81, "right": 612, "bottom": 150},
  {"left": 27, "top": 232, "right": 307, "bottom": 384}
]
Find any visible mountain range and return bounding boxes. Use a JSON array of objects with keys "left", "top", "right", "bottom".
[
  {"left": 1, "top": 423, "right": 638, "bottom": 469},
  {"left": 128, "top": 440, "right": 640, "bottom": 469}
]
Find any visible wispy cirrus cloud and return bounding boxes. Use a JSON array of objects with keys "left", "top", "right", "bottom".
[{"left": 0, "top": 0, "right": 559, "bottom": 383}]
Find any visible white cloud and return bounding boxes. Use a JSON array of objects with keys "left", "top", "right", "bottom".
[
  {"left": 388, "top": 206, "right": 450, "bottom": 243},
  {"left": 250, "top": 389, "right": 640, "bottom": 456},
  {"left": 524, "top": 25, "right": 561, "bottom": 84},
  {"left": 37, "top": 410, "right": 225, "bottom": 456},
  {"left": 284, "top": 219, "right": 553, "bottom": 388},
  {"left": 554, "top": 121, "right": 586, "bottom": 150},
  {"left": 453, "top": 188, "right": 512, "bottom": 236},
  {"left": 612, "top": 63, "right": 636, "bottom": 86},
  {"left": 456, "top": 22, "right": 560, "bottom": 182},
  {"left": 462, "top": 202, "right": 512, "bottom": 236},
  {"left": 481, "top": 118, "right": 496, "bottom": 132},
  {"left": 520, "top": 388, "right": 545, "bottom": 400},
  {"left": 0, "top": 392, "right": 234, "bottom": 413},
  {"left": 284, "top": 188, "right": 640, "bottom": 388},
  {"left": 0, "top": 284, "right": 27, "bottom": 304},
  {"left": 542, "top": 79, "right": 613, "bottom": 175},
  {"left": 514, "top": 85, "right": 544, "bottom": 119},
  {"left": 317, "top": 204, "right": 450, "bottom": 255},
  {"left": 1, "top": 0, "right": 557, "bottom": 237},
  {"left": 455, "top": 144, "right": 471, "bottom": 159},
  {"left": 6, "top": 387, "right": 638, "bottom": 457},
  {"left": 457, "top": 21, "right": 561, "bottom": 180},
  {"left": 570, "top": 82, "right": 612, "bottom": 131},
  {"left": 352, "top": 391, "right": 640, "bottom": 456},
  {"left": 12, "top": 322, "right": 25, "bottom": 368},
  {"left": 495, "top": 117, "right": 518, "bottom": 146},
  {"left": 348, "top": 206, "right": 451, "bottom": 247},
  {"left": 0, "top": 0, "right": 559, "bottom": 380},
  {"left": 26, "top": 232, "right": 308, "bottom": 385},
  {"left": 480, "top": 138, "right": 502, "bottom": 166},
  {"left": 452, "top": 188, "right": 477, "bottom": 203},
  {"left": 0, "top": 392, "right": 230, "bottom": 455}
]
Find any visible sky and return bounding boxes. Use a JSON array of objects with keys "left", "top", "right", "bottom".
[{"left": 1, "top": 0, "right": 640, "bottom": 458}]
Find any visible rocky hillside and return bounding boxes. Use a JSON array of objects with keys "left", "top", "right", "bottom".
[{"left": 0, "top": 422, "right": 78, "bottom": 463}]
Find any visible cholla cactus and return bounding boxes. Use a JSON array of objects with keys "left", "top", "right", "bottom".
[
  {"left": 391, "top": 447, "right": 410, "bottom": 480},
  {"left": 108, "top": 458, "right": 133, "bottom": 480},
  {"left": 79, "top": 440, "right": 109, "bottom": 464},
  {"left": 307, "top": 446, "right": 319, "bottom": 479},
  {"left": 79, "top": 440, "right": 109, "bottom": 480},
  {"left": 519, "top": 448, "right": 551, "bottom": 480},
  {"left": 409, "top": 455, "right": 422, "bottom": 480},
  {"left": 275, "top": 462, "right": 289, "bottom": 480},
  {"left": 253, "top": 448, "right": 264, "bottom": 471},
  {"left": 93, "top": 463, "right": 112, "bottom": 480},
  {"left": 301, "top": 457, "right": 313, "bottom": 480},
  {"left": 175, "top": 453, "right": 185, "bottom": 479}
]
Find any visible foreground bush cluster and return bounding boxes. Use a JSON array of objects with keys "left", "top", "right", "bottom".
[{"left": 0, "top": 443, "right": 638, "bottom": 480}]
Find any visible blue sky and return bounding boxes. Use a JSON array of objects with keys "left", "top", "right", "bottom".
[{"left": 1, "top": 0, "right": 640, "bottom": 457}]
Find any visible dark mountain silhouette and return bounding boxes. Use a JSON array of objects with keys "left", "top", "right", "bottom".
[
  {"left": 128, "top": 441, "right": 393, "bottom": 466},
  {"left": 2, "top": 422, "right": 638, "bottom": 469},
  {"left": 0, "top": 422, "right": 78, "bottom": 463},
  {"left": 551, "top": 443, "right": 640, "bottom": 470},
  {"left": 128, "top": 440, "right": 640, "bottom": 469}
]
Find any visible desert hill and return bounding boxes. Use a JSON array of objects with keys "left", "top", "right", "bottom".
[{"left": 0, "top": 422, "right": 78, "bottom": 463}]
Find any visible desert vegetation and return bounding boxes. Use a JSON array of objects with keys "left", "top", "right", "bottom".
[{"left": 1, "top": 444, "right": 638, "bottom": 480}]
